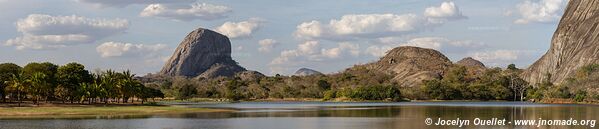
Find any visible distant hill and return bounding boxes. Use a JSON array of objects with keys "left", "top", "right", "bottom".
[{"left": 294, "top": 68, "right": 323, "bottom": 76}]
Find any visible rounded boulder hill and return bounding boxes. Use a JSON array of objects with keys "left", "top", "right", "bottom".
[
  {"left": 294, "top": 68, "right": 324, "bottom": 76},
  {"left": 456, "top": 57, "right": 485, "bottom": 68},
  {"left": 366, "top": 46, "right": 453, "bottom": 87},
  {"left": 160, "top": 28, "right": 246, "bottom": 78}
]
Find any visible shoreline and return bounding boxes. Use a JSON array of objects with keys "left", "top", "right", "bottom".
[{"left": 0, "top": 105, "right": 232, "bottom": 119}]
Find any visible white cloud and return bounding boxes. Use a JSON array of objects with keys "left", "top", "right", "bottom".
[
  {"left": 294, "top": 14, "right": 426, "bottom": 40},
  {"left": 471, "top": 50, "right": 519, "bottom": 62},
  {"left": 216, "top": 18, "right": 263, "bottom": 39},
  {"left": 140, "top": 2, "right": 231, "bottom": 21},
  {"left": 514, "top": 0, "right": 567, "bottom": 24},
  {"left": 365, "top": 37, "right": 485, "bottom": 57},
  {"left": 270, "top": 41, "right": 360, "bottom": 65},
  {"left": 5, "top": 34, "right": 91, "bottom": 50},
  {"left": 365, "top": 45, "right": 394, "bottom": 57},
  {"left": 96, "top": 42, "right": 167, "bottom": 58},
  {"left": 294, "top": 2, "right": 466, "bottom": 41},
  {"left": 258, "top": 39, "right": 278, "bottom": 53},
  {"left": 318, "top": 42, "right": 360, "bottom": 59},
  {"left": 4, "top": 14, "right": 128, "bottom": 50},
  {"left": 76, "top": 0, "right": 194, "bottom": 8},
  {"left": 400, "top": 37, "right": 446, "bottom": 50},
  {"left": 468, "top": 49, "right": 539, "bottom": 67},
  {"left": 424, "top": 1, "right": 467, "bottom": 22}
]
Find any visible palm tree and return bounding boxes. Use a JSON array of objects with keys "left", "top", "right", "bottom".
[
  {"left": 29, "top": 72, "right": 48, "bottom": 105},
  {"left": 7, "top": 73, "right": 27, "bottom": 107}
]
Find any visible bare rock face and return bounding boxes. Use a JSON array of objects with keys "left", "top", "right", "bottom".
[
  {"left": 456, "top": 57, "right": 485, "bottom": 68},
  {"left": 160, "top": 28, "right": 246, "bottom": 77},
  {"left": 522, "top": 0, "right": 599, "bottom": 84},
  {"left": 366, "top": 46, "right": 453, "bottom": 87},
  {"left": 456, "top": 57, "right": 486, "bottom": 76},
  {"left": 294, "top": 68, "right": 324, "bottom": 76}
]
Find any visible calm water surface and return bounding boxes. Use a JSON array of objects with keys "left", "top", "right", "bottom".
[{"left": 1, "top": 101, "right": 597, "bottom": 129}]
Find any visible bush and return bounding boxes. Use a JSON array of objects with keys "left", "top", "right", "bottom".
[
  {"left": 422, "top": 79, "right": 460, "bottom": 100},
  {"left": 574, "top": 90, "right": 587, "bottom": 102},
  {"left": 340, "top": 85, "right": 401, "bottom": 101},
  {"left": 545, "top": 85, "right": 571, "bottom": 99},
  {"left": 323, "top": 90, "right": 336, "bottom": 100}
]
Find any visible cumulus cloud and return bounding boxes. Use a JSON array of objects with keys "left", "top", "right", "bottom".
[
  {"left": 424, "top": 1, "right": 467, "bottom": 22},
  {"left": 514, "top": 0, "right": 567, "bottom": 24},
  {"left": 96, "top": 42, "right": 167, "bottom": 58},
  {"left": 258, "top": 39, "right": 278, "bottom": 53},
  {"left": 270, "top": 41, "right": 359, "bottom": 65},
  {"left": 76, "top": 0, "right": 194, "bottom": 8},
  {"left": 140, "top": 2, "right": 231, "bottom": 21},
  {"left": 471, "top": 50, "right": 519, "bottom": 62},
  {"left": 317, "top": 42, "right": 360, "bottom": 59},
  {"left": 294, "top": 1, "right": 466, "bottom": 41},
  {"left": 365, "top": 37, "right": 484, "bottom": 57},
  {"left": 294, "top": 14, "right": 426, "bottom": 40},
  {"left": 216, "top": 18, "right": 263, "bottom": 39},
  {"left": 469, "top": 49, "right": 539, "bottom": 67},
  {"left": 4, "top": 14, "right": 128, "bottom": 50}
]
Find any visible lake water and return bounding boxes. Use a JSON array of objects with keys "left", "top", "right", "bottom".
[{"left": 1, "top": 101, "right": 597, "bottom": 129}]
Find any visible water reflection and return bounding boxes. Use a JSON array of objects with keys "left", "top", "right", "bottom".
[{"left": 1, "top": 102, "right": 597, "bottom": 129}]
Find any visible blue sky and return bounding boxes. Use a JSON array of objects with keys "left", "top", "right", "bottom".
[{"left": 0, "top": 0, "right": 567, "bottom": 75}]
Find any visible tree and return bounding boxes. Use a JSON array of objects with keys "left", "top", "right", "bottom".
[
  {"left": 29, "top": 72, "right": 49, "bottom": 105},
  {"left": 423, "top": 79, "right": 459, "bottom": 100},
  {"left": 57, "top": 62, "right": 93, "bottom": 103},
  {"left": 224, "top": 79, "right": 244, "bottom": 101},
  {"left": 0, "top": 63, "right": 22, "bottom": 103},
  {"left": 23, "top": 62, "right": 58, "bottom": 101},
  {"left": 507, "top": 64, "right": 518, "bottom": 71},
  {"left": 6, "top": 73, "right": 28, "bottom": 107},
  {"left": 317, "top": 80, "right": 331, "bottom": 90},
  {"left": 503, "top": 64, "right": 527, "bottom": 101}
]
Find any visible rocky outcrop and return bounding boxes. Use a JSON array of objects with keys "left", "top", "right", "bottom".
[
  {"left": 235, "top": 71, "right": 266, "bottom": 81},
  {"left": 294, "top": 68, "right": 324, "bottom": 76},
  {"left": 366, "top": 46, "right": 453, "bottom": 87},
  {"left": 456, "top": 57, "right": 485, "bottom": 68},
  {"left": 522, "top": 0, "right": 599, "bottom": 84},
  {"left": 160, "top": 28, "right": 246, "bottom": 78}
]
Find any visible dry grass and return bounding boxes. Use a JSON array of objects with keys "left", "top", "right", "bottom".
[{"left": 0, "top": 106, "right": 230, "bottom": 119}]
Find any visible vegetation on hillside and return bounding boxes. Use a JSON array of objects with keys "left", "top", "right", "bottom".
[{"left": 528, "top": 64, "right": 599, "bottom": 103}]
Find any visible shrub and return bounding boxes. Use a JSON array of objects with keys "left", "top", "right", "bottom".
[
  {"left": 323, "top": 90, "right": 336, "bottom": 100},
  {"left": 340, "top": 85, "right": 401, "bottom": 101},
  {"left": 574, "top": 90, "right": 587, "bottom": 102}
]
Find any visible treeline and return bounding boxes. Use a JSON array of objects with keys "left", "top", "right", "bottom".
[
  {"left": 0, "top": 62, "right": 164, "bottom": 106},
  {"left": 144, "top": 64, "right": 532, "bottom": 101},
  {"left": 143, "top": 65, "right": 401, "bottom": 101},
  {"left": 421, "top": 64, "right": 528, "bottom": 100}
]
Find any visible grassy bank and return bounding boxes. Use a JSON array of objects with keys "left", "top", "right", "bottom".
[{"left": 0, "top": 105, "right": 231, "bottom": 119}]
